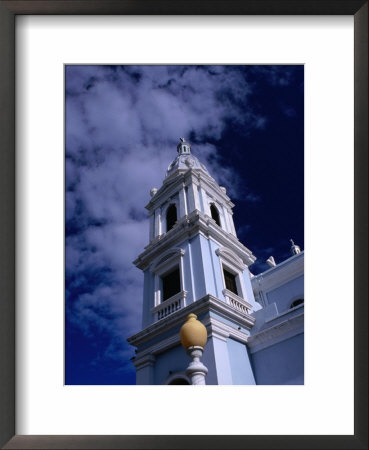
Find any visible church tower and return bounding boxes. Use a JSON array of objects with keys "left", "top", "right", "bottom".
[{"left": 128, "top": 139, "right": 261, "bottom": 384}]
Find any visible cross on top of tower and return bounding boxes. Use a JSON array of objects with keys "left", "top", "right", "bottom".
[{"left": 177, "top": 138, "right": 191, "bottom": 155}]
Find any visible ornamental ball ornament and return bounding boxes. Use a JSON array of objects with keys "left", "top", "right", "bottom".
[{"left": 180, "top": 313, "right": 208, "bottom": 349}]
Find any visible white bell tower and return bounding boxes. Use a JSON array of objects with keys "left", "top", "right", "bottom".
[{"left": 128, "top": 139, "right": 260, "bottom": 385}]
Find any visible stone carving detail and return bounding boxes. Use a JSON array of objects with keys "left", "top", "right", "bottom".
[{"left": 185, "top": 157, "right": 195, "bottom": 168}]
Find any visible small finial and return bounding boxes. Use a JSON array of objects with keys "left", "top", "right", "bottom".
[
  {"left": 290, "top": 239, "right": 301, "bottom": 255},
  {"left": 177, "top": 138, "right": 191, "bottom": 155},
  {"left": 266, "top": 256, "right": 276, "bottom": 267}
]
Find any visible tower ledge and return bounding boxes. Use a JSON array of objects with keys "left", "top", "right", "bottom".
[
  {"left": 133, "top": 209, "right": 256, "bottom": 270},
  {"left": 145, "top": 168, "right": 234, "bottom": 212},
  {"left": 127, "top": 293, "right": 256, "bottom": 350}
]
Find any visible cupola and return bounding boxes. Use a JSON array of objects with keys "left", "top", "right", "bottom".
[
  {"left": 177, "top": 137, "right": 191, "bottom": 155},
  {"left": 166, "top": 138, "right": 210, "bottom": 178}
]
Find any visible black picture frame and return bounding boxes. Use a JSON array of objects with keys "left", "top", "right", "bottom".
[{"left": 0, "top": 1, "right": 367, "bottom": 449}]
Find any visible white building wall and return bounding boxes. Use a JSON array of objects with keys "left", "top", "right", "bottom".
[
  {"left": 265, "top": 274, "right": 304, "bottom": 313},
  {"left": 188, "top": 236, "right": 207, "bottom": 300},
  {"left": 199, "top": 236, "right": 218, "bottom": 298},
  {"left": 211, "top": 336, "right": 233, "bottom": 384},
  {"left": 187, "top": 183, "right": 200, "bottom": 212},
  {"left": 182, "top": 241, "right": 195, "bottom": 305},
  {"left": 178, "top": 185, "right": 187, "bottom": 217},
  {"left": 154, "top": 207, "right": 161, "bottom": 237},
  {"left": 242, "top": 269, "right": 262, "bottom": 311},
  {"left": 208, "top": 239, "right": 226, "bottom": 301},
  {"left": 198, "top": 185, "right": 211, "bottom": 216},
  {"left": 135, "top": 356, "right": 155, "bottom": 385}
]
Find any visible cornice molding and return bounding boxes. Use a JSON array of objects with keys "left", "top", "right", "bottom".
[
  {"left": 132, "top": 354, "right": 156, "bottom": 370},
  {"left": 208, "top": 295, "right": 256, "bottom": 329},
  {"left": 127, "top": 294, "right": 256, "bottom": 349},
  {"left": 133, "top": 333, "right": 181, "bottom": 363},
  {"left": 145, "top": 168, "right": 234, "bottom": 212},
  {"left": 145, "top": 174, "right": 186, "bottom": 211},
  {"left": 247, "top": 312, "right": 304, "bottom": 354},
  {"left": 134, "top": 210, "right": 255, "bottom": 270},
  {"left": 251, "top": 252, "right": 304, "bottom": 293},
  {"left": 196, "top": 173, "right": 235, "bottom": 208},
  {"left": 208, "top": 317, "right": 249, "bottom": 344},
  {"left": 216, "top": 247, "right": 246, "bottom": 271},
  {"left": 150, "top": 247, "right": 185, "bottom": 273},
  {"left": 131, "top": 305, "right": 251, "bottom": 361}
]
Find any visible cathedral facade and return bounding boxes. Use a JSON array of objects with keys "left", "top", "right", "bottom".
[{"left": 127, "top": 139, "right": 304, "bottom": 385}]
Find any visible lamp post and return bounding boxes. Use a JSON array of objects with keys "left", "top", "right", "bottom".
[{"left": 180, "top": 313, "right": 208, "bottom": 385}]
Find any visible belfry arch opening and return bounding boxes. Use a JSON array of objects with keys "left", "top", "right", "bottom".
[
  {"left": 210, "top": 203, "right": 221, "bottom": 227},
  {"left": 166, "top": 204, "right": 177, "bottom": 232}
]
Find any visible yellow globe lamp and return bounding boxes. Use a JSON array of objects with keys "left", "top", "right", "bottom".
[{"left": 180, "top": 313, "right": 207, "bottom": 349}]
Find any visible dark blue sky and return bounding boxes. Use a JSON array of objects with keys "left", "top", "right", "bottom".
[{"left": 65, "top": 65, "right": 304, "bottom": 385}]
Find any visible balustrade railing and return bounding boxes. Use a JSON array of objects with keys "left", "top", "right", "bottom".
[
  {"left": 152, "top": 291, "right": 187, "bottom": 321},
  {"left": 222, "top": 289, "right": 252, "bottom": 315}
]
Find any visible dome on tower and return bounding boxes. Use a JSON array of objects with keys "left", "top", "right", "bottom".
[{"left": 166, "top": 138, "right": 210, "bottom": 178}]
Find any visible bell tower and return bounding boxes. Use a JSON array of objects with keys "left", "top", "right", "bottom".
[{"left": 128, "top": 139, "right": 261, "bottom": 385}]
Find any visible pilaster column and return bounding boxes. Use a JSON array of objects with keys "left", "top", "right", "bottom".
[
  {"left": 221, "top": 206, "right": 231, "bottom": 233},
  {"left": 199, "top": 185, "right": 210, "bottom": 216},
  {"left": 229, "top": 211, "right": 237, "bottom": 236},
  {"left": 154, "top": 208, "right": 161, "bottom": 236},
  {"left": 134, "top": 354, "right": 156, "bottom": 385},
  {"left": 178, "top": 185, "right": 188, "bottom": 218},
  {"left": 187, "top": 183, "right": 200, "bottom": 212}
]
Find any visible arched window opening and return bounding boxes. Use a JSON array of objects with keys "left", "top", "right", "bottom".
[
  {"left": 290, "top": 299, "right": 304, "bottom": 309},
  {"left": 169, "top": 378, "right": 190, "bottom": 385},
  {"left": 162, "top": 267, "right": 180, "bottom": 301},
  {"left": 166, "top": 204, "right": 177, "bottom": 232},
  {"left": 210, "top": 203, "right": 221, "bottom": 227}
]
